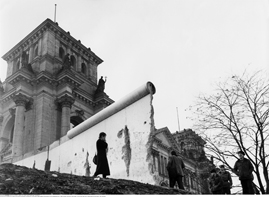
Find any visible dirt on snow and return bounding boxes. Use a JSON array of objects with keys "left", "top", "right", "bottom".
[{"left": 0, "top": 163, "right": 189, "bottom": 195}]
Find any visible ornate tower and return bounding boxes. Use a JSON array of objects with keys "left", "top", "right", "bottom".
[
  {"left": 0, "top": 18, "right": 113, "bottom": 163},
  {"left": 173, "top": 129, "right": 206, "bottom": 160}
]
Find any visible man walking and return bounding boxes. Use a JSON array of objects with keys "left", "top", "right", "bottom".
[
  {"left": 166, "top": 150, "right": 185, "bottom": 190},
  {"left": 233, "top": 150, "right": 254, "bottom": 194},
  {"left": 219, "top": 165, "right": 232, "bottom": 194}
]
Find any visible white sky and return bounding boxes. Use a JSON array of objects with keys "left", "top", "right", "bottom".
[{"left": 1, "top": 0, "right": 269, "bottom": 133}]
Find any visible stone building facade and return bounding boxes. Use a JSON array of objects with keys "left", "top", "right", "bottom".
[
  {"left": 151, "top": 127, "right": 213, "bottom": 194},
  {"left": 0, "top": 18, "right": 113, "bottom": 164}
]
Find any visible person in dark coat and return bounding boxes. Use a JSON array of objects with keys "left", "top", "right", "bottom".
[
  {"left": 219, "top": 165, "right": 233, "bottom": 194},
  {"left": 166, "top": 150, "right": 185, "bottom": 190},
  {"left": 233, "top": 150, "right": 254, "bottom": 194},
  {"left": 209, "top": 168, "right": 224, "bottom": 194},
  {"left": 94, "top": 132, "right": 110, "bottom": 178}
]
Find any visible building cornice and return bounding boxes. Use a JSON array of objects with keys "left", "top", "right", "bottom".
[
  {"left": 72, "top": 88, "right": 94, "bottom": 106},
  {"left": 34, "top": 71, "right": 57, "bottom": 86},
  {"left": 93, "top": 93, "right": 114, "bottom": 107},
  {"left": 56, "top": 69, "right": 84, "bottom": 88},
  {"left": 152, "top": 137, "right": 171, "bottom": 151},
  {"left": 6, "top": 68, "right": 34, "bottom": 86},
  {"left": 0, "top": 88, "right": 16, "bottom": 104}
]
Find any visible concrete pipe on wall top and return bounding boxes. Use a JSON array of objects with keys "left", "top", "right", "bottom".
[{"left": 67, "top": 81, "right": 156, "bottom": 139}]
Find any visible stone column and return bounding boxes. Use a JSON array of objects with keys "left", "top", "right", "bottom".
[
  {"left": 57, "top": 95, "right": 74, "bottom": 137},
  {"left": 0, "top": 116, "right": 5, "bottom": 151},
  {"left": 12, "top": 94, "right": 30, "bottom": 157}
]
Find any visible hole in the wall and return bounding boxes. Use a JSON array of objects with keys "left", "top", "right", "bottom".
[
  {"left": 144, "top": 121, "right": 147, "bottom": 124},
  {"left": 75, "top": 153, "right": 77, "bottom": 156},
  {"left": 82, "top": 148, "right": 84, "bottom": 152}
]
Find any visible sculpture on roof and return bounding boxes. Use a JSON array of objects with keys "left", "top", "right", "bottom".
[{"left": 95, "top": 76, "right": 107, "bottom": 95}]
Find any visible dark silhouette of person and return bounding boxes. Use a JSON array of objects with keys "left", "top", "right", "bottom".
[
  {"left": 93, "top": 132, "right": 110, "bottom": 178},
  {"left": 166, "top": 150, "right": 185, "bottom": 190},
  {"left": 95, "top": 76, "right": 106, "bottom": 94},
  {"left": 209, "top": 168, "right": 224, "bottom": 194},
  {"left": 219, "top": 165, "right": 232, "bottom": 194},
  {"left": 233, "top": 150, "right": 254, "bottom": 194}
]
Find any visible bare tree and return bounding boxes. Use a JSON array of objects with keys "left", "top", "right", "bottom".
[{"left": 190, "top": 71, "right": 269, "bottom": 194}]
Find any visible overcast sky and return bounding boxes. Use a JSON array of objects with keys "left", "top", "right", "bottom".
[{"left": 1, "top": 0, "right": 269, "bottom": 133}]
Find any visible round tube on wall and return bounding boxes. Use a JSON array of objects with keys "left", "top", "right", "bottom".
[{"left": 67, "top": 81, "right": 156, "bottom": 139}]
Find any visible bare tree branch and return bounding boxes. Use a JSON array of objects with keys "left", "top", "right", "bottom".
[{"left": 191, "top": 71, "right": 269, "bottom": 194}]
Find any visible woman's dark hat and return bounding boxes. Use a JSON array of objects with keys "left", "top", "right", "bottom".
[{"left": 237, "top": 151, "right": 245, "bottom": 155}]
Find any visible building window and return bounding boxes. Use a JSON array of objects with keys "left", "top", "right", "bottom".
[
  {"left": 185, "top": 175, "right": 189, "bottom": 186},
  {"left": 164, "top": 157, "right": 165, "bottom": 175},
  {"left": 183, "top": 176, "right": 187, "bottom": 186},
  {"left": 158, "top": 155, "right": 161, "bottom": 174},
  {"left": 153, "top": 156, "right": 157, "bottom": 171},
  {"left": 59, "top": 47, "right": 65, "bottom": 59},
  {"left": 160, "top": 156, "right": 163, "bottom": 175},
  {"left": 70, "top": 55, "right": 76, "bottom": 67},
  {"left": 10, "top": 125, "right": 14, "bottom": 143},
  {"left": 34, "top": 44, "right": 38, "bottom": 58},
  {"left": 15, "top": 58, "right": 20, "bottom": 72},
  {"left": 81, "top": 63, "right": 86, "bottom": 74}
]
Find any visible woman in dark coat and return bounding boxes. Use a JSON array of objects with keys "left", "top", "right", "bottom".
[{"left": 94, "top": 132, "right": 110, "bottom": 178}]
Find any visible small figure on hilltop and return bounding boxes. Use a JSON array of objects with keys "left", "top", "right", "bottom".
[
  {"left": 233, "top": 150, "right": 254, "bottom": 194},
  {"left": 93, "top": 132, "right": 110, "bottom": 178},
  {"left": 219, "top": 165, "right": 232, "bottom": 194},
  {"left": 166, "top": 150, "right": 185, "bottom": 190},
  {"left": 209, "top": 168, "right": 223, "bottom": 194},
  {"left": 95, "top": 76, "right": 107, "bottom": 94}
]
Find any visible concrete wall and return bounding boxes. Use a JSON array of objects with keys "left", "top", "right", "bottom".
[{"left": 15, "top": 82, "right": 157, "bottom": 184}]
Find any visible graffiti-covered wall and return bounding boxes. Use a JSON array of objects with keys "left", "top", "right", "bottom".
[{"left": 15, "top": 82, "right": 157, "bottom": 184}]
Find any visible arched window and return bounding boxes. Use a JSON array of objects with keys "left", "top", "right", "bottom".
[
  {"left": 81, "top": 63, "right": 86, "bottom": 74},
  {"left": 2, "top": 116, "right": 15, "bottom": 145},
  {"left": 59, "top": 47, "right": 65, "bottom": 59},
  {"left": 10, "top": 125, "right": 14, "bottom": 143},
  {"left": 70, "top": 55, "right": 76, "bottom": 67}
]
